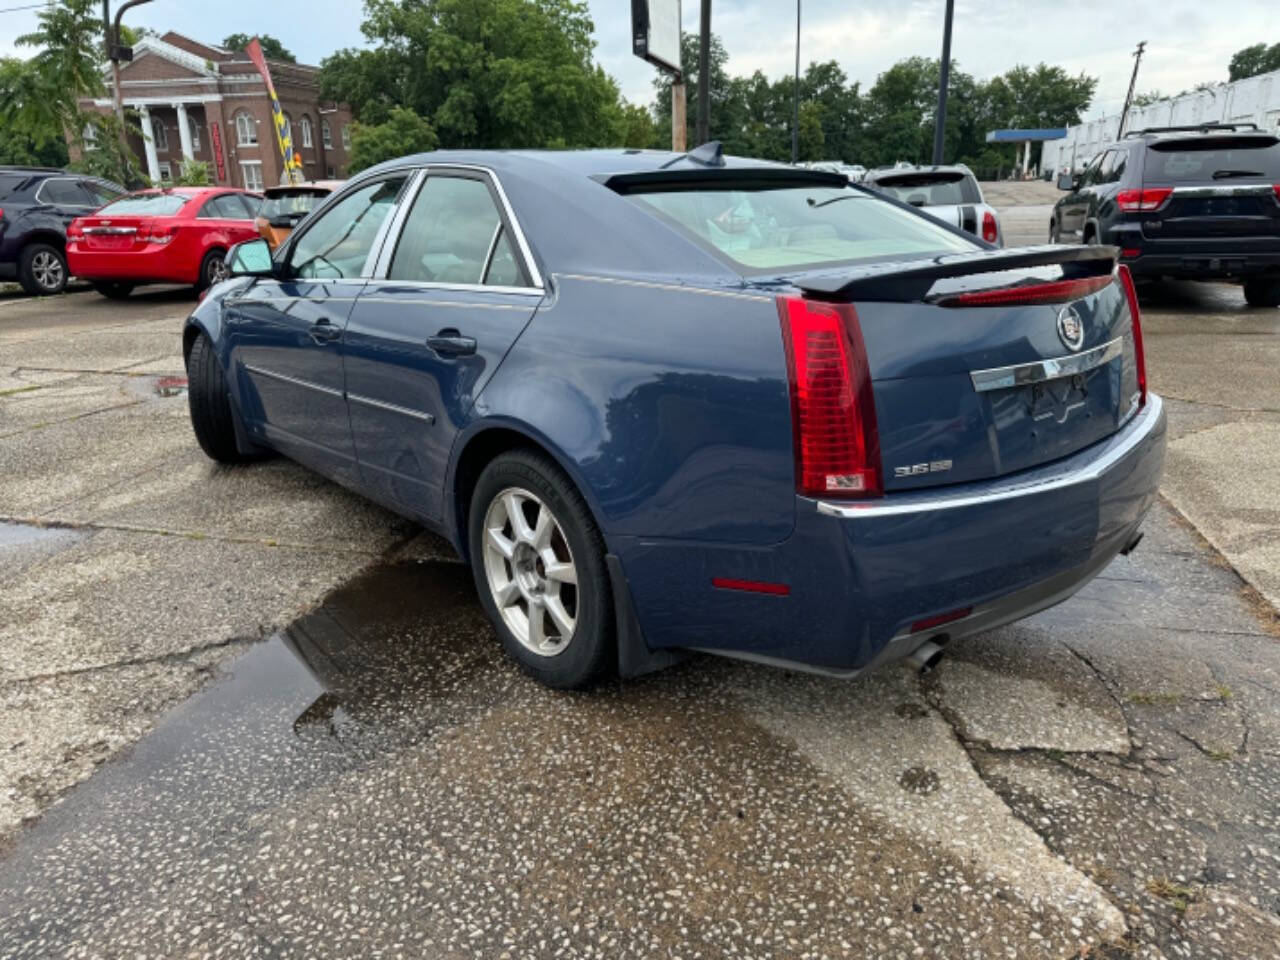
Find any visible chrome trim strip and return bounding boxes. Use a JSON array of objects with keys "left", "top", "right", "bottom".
[
  {"left": 354, "top": 296, "right": 530, "bottom": 310},
  {"left": 815, "top": 393, "right": 1163, "bottom": 519},
  {"left": 242, "top": 363, "right": 343, "bottom": 398},
  {"left": 555, "top": 273, "right": 773, "bottom": 302},
  {"left": 83, "top": 226, "right": 138, "bottom": 235},
  {"left": 357, "top": 279, "right": 542, "bottom": 298},
  {"left": 347, "top": 391, "right": 435, "bottom": 423},
  {"left": 1170, "top": 184, "right": 1275, "bottom": 197},
  {"left": 970, "top": 336, "right": 1123, "bottom": 393},
  {"left": 369, "top": 169, "right": 427, "bottom": 278}
]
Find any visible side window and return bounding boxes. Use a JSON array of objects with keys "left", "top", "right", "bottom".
[
  {"left": 290, "top": 176, "right": 407, "bottom": 279},
  {"left": 81, "top": 180, "right": 122, "bottom": 207},
  {"left": 235, "top": 194, "right": 261, "bottom": 219},
  {"left": 199, "top": 195, "right": 237, "bottom": 219},
  {"left": 389, "top": 175, "right": 526, "bottom": 286},
  {"left": 41, "top": 178, "right": 92, "bottom": 206},
  {"left": 1081, "top": 153, "right": 1105, "bottom": 187},
  {"left": 1108, "top": 149, "right": 1127, "bottom": 183}
]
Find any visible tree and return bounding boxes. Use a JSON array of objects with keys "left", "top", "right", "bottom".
[
  {"left": 348, "top": 106, "right": 439, "bottom": 172},
  {"left": 322, "top": 0, "right": 624, "bottom": 149},
  {"left": 1228, "top": 43, "right": 1280, "bottom": 82},
  {"left": 221, "top": 33, "right": 296, "bottom": 63}
]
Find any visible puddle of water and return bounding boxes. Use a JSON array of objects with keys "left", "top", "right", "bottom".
[{"left": 0, "top": 521, "right": 82, "bottom": 549}]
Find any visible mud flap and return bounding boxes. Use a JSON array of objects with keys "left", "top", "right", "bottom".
[{"left": 606, "top": 553, "right": 688, "bottom": 679}]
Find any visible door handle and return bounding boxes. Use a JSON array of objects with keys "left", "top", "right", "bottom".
[
  {"left": 426, "top": 329, "right": 477, "bottom": 357},
  {"left": 309, "top": 320, "right": 342, "bottom": 343}
]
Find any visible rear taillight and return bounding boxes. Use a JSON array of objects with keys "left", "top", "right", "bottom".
[
  {"left": 981, "top": 210, "right": 998, "bottom": 243},
  {"left": 1117, "top": 265, "right": 1147, "bottom": 409},
  {"left": 933, "top": 274, "right": 1112, "bottom": 307},
  {"left": 145, "top": 223, "right": 179, "bottom": 244},
  {"left": 1272, "top": 184, "right": 1280, "bottom": 203},
  {"left": 777, "top": 296, "right": 881, "bottom": 498},
  {"left": 1115, "top": 187, "right": 1172, "bottom": 212}
]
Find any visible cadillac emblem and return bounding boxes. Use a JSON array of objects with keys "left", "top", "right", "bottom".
[{"left": 1056, "top": 305, "right": 1085, "bottom": 352}]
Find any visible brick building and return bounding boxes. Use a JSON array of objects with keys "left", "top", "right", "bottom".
[{"left": 78, "top": 32, "right": 354, "bottom": 189}]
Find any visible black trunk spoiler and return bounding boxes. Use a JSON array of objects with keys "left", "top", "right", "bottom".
[{"left": 794, "top": 244, "right": 1118, "bottom": 302}]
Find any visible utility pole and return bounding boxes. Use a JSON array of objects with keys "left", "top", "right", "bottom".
[
  {"left": 696, "top": 0, "right": 711, "bottom": 145},
  {"left": 1117, "top": 41, "right": 1147, "bottom": 138},
  {"left": 932, "top": 0, "right": 955, "bottom": 165},
  {"left": 101, "top": 0, "right": 153, "bottom": 144},
  {"left": 791, "top": 0, "right": 801, "bottom": 164},
  {"left": 671, "top": 81, "right": 687, "bottom": 152}
]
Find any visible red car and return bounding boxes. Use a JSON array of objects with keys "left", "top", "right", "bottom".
[{"left": 67, "top": 187, "right": 262, "bottom": 298}]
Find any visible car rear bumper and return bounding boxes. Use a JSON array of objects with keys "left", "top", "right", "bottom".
[
  {"left": 67, "top": 245, "right": 195, "bottom": 284},
  {"left": 618, "top": 394, "right": 1167, "bottom": 674},
  {"left": 1124, "top": 252, "right": 1280, "bottom": 280}
]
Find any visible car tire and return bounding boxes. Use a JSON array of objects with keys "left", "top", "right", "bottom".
[
  {"left": 18, "top": 243, "right": 68, "bottom": 296},
  {"left": 195, "top": 248, "right": 229, "bottom": 292},
  {"left": 1243, "top": 278, "right": 1280, "bottom": 308},
  {"left": 186, "top": 332, "right": 255, "bottom": 463},
  {"left": 92, "top": 281, "right": 134, "bottom": 300},
  {"left": 1049, "top": 219, "right": 1061, "bottom": 244},
  {"left": 468, "top": 449, "right": 614, "bottom": 689}
]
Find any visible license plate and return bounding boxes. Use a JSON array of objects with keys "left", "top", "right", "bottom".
[{"left": 1026, "top": 376, "right": 1088, "bottom": 425}]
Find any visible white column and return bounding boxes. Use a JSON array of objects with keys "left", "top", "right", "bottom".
[
  {"left": 1022, "top": 140, "right": 1031, "bottom": 177},
  {"left": 137, "top": 104, "right": 161, "bottom": 184},
  {"left": 175, "top": 102, "right": 194, "bottom": 165}
]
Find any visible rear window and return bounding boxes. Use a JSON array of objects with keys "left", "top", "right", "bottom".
[
  {"left": 260, "top": 190, "right": 327, "bottom": 219},
  {"left": 624, "top": 184, "right": 976, "bottom": 272},
  {"left": 96, "top": 193, "right": 190, "bottom": 216},
  {"left": 869, "top": 171, "right": 981, "bottom": 206},
  {"left": 1145, "top": 136, "right": 1280, "bottom": 182}
]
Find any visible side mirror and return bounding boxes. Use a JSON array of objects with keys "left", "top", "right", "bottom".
[
  {"left": 225, "top": 238, "right": 275, "bottom": 278},
  {"left": 1056, "top": 173, "right": 1075, "bottom": 191}
]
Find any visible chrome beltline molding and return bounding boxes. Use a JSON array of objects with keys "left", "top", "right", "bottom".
[
  {"left": 346, "top": 391, "right": 436, "bottom": 423},
  {"left": 243, "top": 363, "right": 343, "bottom": 398},
  {"left": 970, "top": 337, "right": 1123, "bottom": 393},
  {"left": 815, "top": 393, "right": 1163, "bottom": 519}
]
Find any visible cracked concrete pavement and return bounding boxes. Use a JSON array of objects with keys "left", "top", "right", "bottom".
[{"left": 2, "top": 207, "right": 1280, "bottom": 958}]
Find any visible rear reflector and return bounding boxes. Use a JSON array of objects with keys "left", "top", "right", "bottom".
[
  {"left": 1117, "top": 265, "right": 1147, "bottom": 408},
  {"left": 1116, "top": 187, "right": 1172, "bottom": 212},
  {"left": 1120, "top": 248, "right": 1141, "bottom": 259},
  {"left": 933, "top": 273, "right": 1112, "bottom": 307},
  {"left": 981, "top": 210, "right": 998, "bottom": 244},
  {"left": 712, "top": 577, "right": 791, "bottom": 596},
  {"left": 910, "top": 606, "right": 972, "bottom": 634},
  {"left": 777, "top": 296, "right": 882, "bottom": 498}
]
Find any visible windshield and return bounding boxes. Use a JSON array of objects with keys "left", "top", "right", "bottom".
[
  {"left": 261, "top": 190, "right": 327, "bottom": 219},
  {"left": 869, "top": 172, "right": 980, "bottom": 206},
  {"left": 96, "top": 193, "right": 189, "bottom": 216},
  {"left": 625, "top": 184, "right": 976, "bottom": 272},
  {"left": 1146, "top": 136, "right": 1280, "bottom": 182}
]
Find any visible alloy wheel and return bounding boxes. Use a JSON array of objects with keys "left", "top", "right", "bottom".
[
  {"left": 207, "top": 256, "right": 230, "bottom": 285},
  {"left": 481, "top": 486, "right": 579, "bottom": 657},
  {"left": 32, "top": 251, "right": 64, "bottom": 291}
]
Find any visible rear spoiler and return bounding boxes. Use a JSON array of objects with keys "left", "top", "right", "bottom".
[{"left": 794, "top": 244, "right": 1117, "bottom": 302}]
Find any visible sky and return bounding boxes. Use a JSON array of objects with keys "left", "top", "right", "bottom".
[{"left": 0, "top": 0, "right": 1273, "bottom": 122}]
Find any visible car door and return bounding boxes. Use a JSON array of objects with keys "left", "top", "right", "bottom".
[
  {"left": 222, "top": 173, "right": 412, "bottom": 484},
  {"left": 1061, "top": 153, "right": 1105, "bottom": 238},
  {"left": 343, "top": 168, "right": 543, "bottom": 521},
  {"left": 196, "top": 193, "right": 264, "bottom": 266}
]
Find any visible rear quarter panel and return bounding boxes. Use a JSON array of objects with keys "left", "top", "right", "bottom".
[{"left": 470, "top": 274, "right": 796, "bottom": 545}]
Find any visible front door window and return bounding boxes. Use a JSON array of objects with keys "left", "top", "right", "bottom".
[{"left": 289, "top": 177, "right": 408, "bottom": 279}]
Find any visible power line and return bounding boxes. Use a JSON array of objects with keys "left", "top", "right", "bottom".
[{"left": 0, "top": 2, "right": 48, "bottom": 13}]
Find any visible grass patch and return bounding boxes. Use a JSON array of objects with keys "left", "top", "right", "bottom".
[
  {"left": 1146, "top": 877, "right": 1194, "bottom": 913},
  {"left": 1128, "top": 691, "right": 1183, "bottom": 705},
  {"left": 1206, "top": 748, "right": 1234, "bottom": 761},
  {"left": 0, "top": 384, "right": 44, "bottom": 398},
  {"left": 1214, "top": 683, "right": 1234, "bottom": 701}
]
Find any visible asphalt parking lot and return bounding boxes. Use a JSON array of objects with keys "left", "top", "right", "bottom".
[{"left": 2, "top": 188, "right": 1279, "bottom": 957}]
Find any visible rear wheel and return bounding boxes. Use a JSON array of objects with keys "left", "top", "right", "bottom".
[
  {"left": 468, "top": 450, "right": 614, "bottom": 689},
  {"left": 195, "top": 248, "right": 229, "bottom": 292},
  {"left": 18, "top": 243, "right": 67, "bottom": 296},
  {"left": 186, "top": 332, "right": 255, "bottom": 463},
  {"left": 1049, "top": 219, "right": 1060, "bottom": 244},
  {"left": 92, "top": 281, "right": 134, "bottom": 300},
  {"left": 1243, "top": 278, "right": 1280, "bottom": 308}
]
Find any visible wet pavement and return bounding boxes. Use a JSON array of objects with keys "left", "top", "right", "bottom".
[{"left": 2, "top": 500, "right": 1279, "bottom": 959}]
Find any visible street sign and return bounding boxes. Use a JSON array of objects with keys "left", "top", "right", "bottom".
[{"left": 632, "top": 0, "right": 682, "bottom": 76}]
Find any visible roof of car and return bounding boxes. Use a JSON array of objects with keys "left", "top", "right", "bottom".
[
  {"left": 363, "top": 147, "right": 790, "bottom": 181},
  {"left": 865, "top": 164, "right": 973, "bottom": 180},
  {"left": 262, "top": 180, "right": 344, "bottom": 196}
]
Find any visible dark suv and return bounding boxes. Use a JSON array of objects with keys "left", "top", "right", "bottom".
[
  {"left": 1050, "top": 123, "right": 1280, "bottom": 306},
  {"left": 0, "top": 168, "right": 125, "bottom": 295}
]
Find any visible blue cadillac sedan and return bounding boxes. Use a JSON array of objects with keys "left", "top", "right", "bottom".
[{"left": 183, "top": 145, "right": 1166, "bottom": 689}]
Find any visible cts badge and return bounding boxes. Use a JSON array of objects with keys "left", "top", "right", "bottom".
[
  {"left": 1057, "top": 305, "right": 1085, "bottom": 352},
  {"left": 894, "top": 459, "right": 953, "bottom": 478}
]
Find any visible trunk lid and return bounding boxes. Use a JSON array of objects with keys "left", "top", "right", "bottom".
[
  {"left": 1140, "top": 133, "right": 1280, "bottom": 242},
  {"left": 76, "top": 192, "right": 192, "bottom": 252},
  {"left": 790, "top": 245, "right": 1142, "bottom": 492}
]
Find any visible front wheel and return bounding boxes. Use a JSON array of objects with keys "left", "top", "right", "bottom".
[
  {"left": 195, "top": 248, "right": 229, "bottom": 292},
  {"left": 1243, "top": 278, "right": 1280, "bottom": 308},
  {"left": 468, "top": 450, "right": 614, "bottom": 689},
  {"left": 186, "top": 333, "right": 257, "bottom": 463}
]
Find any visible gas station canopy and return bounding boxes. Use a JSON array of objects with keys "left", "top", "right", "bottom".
[{"left": 985, "top": 129, "right": 1068, "bottom": 175}]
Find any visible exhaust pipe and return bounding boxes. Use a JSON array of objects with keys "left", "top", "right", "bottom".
[{"left": 906, "top": 640, "right": 945, "bottom": 674}]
